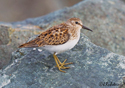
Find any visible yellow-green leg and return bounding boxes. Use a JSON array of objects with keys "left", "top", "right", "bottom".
[{"left": 53, "top": 53, "right": 73, "bottom": 73}]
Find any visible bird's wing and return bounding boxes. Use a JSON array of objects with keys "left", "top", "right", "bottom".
[{"left": 19, "top": 23, "right": 70, "bottom": 48}]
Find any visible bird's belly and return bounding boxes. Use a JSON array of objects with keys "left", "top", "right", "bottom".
[{"left": 42, "top": 39, "right": 79, "bottom": 54}]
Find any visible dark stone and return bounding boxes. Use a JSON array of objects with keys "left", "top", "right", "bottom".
[
  {"left": 0, "top": 33, "right": 125, "bottom": 88},
  {"left": 1, "top": 0, "right": 125, "bottom": 69},
  {"left": 0, "top": 0, "right": 125, "bottom": 88}
]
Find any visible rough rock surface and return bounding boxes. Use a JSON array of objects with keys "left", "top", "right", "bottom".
[
  {"left": 0, "top": 33, "right": 125, "bottom": 88},
  {"left": 0, "top": 0, "right": 125, "bottom": 69},
  {"left": 0, "top": 0, "right": 125, "bottom": 88},
  {"left": 0, "top": 25, "right": 43, "bottom": 69}
]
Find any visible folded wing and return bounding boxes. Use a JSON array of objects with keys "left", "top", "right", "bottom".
[{"left": 19, "top": 23, "right": 70, "bottom": 48}]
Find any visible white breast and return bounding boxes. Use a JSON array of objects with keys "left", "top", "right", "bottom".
[{"left": 42, "top": 38, "right": 79, "bottom": 55}]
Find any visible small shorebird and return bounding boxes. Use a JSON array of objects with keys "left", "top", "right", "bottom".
[{"left": 19, "top": 18, "right": 92, "bottom": 73}]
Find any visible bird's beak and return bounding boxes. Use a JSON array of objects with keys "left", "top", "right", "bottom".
[{"left": 82, "top": 25, "right": 93, "bottom": 32}]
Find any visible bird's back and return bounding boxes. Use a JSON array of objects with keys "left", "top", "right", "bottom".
[{"left": 19, "top": 23, "right": 70, "bottom": 48}]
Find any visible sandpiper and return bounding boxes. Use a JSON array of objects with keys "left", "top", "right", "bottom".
[{"left": 19, "top": 18, "right": 92, "bottom": 73}]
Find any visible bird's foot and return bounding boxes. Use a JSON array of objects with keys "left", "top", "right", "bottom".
[
  {"left": 55, "top": 59, "right": 73, "bottom": 72},
  {"left": 53, "top": 53, "right": 73, "bottom": 73}
]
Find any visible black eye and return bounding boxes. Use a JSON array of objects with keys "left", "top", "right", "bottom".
[{"left": 75, "top": 22, "right": 78, "bottom": 24}]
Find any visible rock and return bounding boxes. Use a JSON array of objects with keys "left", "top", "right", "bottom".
[
  {"left": 0, "top": 26, "right": 10, "bottom": 69},
  {"left": 0, "top": 0, "right": 125, "bottom": 87},
  {"left": 0, "top": 25, "right": 43, "bottom": 69},
  {"left": 0, "top": 0, "right": 125, "bottom": 69},
  {"left": 0, "top": 26, "right": 9, "bottom": 45},
  {"left": 0, "top": 33, "right": 125, "bottom": 88},
  {"left": 1, "top": 0, "right": 125, "bottom": 69}
]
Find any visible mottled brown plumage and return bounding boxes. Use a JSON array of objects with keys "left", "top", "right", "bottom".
[{"left": 19, "top": 23, "right": 71, "bottom": 48}]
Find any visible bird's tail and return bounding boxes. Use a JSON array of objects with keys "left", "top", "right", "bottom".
[{"left": 19, "top": 38, "right": 39, "bottom": 48}]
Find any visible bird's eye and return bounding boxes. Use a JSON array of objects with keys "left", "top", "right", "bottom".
[{"left": 75, "top": 22, "right": 78, "bottom": 24}]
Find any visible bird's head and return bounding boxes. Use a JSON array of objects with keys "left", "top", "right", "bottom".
[{"left": 67, "top": 18, "right": 93, "bottom": 32}]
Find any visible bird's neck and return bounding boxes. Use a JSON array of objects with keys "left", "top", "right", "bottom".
[{"left": 69, "top": 27, "right": 81, "bottom": 40}]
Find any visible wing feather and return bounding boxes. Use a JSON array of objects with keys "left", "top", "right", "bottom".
[{"left": 19, "top": 23, "right": 70, "bottom": 48}]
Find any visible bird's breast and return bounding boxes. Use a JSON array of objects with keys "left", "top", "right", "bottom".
[{"left": 42, "top": 37, "right": 80, "bottom": 55}]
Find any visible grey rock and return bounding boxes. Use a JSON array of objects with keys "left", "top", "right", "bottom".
[
  {"left": 0, "top": 0, "right": 125, "bottom": 88},
  {"left": 1, "top": 0, "right": 125, "bottom": 69},
  {"left": 0, "top": 24, "right": 43, "bottom": 69},
  {"left": 0, "top": 26, "right": 9, "bottom": 45},
  {"left": 0, "top": 33, "right": 125, "bottom": 88},
  {"left": 0, "top": 26, "right": 12, "bottom": 69}
]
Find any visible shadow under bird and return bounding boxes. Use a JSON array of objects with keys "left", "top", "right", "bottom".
[{"left": 19, "top": 18, "right": 93, "bottom": 73}]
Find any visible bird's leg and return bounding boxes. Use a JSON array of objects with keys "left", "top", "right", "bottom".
[{"left": 53, "top": 53, "right": 73, "bottom": 73}]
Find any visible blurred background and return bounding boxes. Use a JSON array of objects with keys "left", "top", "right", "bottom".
[{"left": 0, "top": 0, "right": 82, "bottom": 22}]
